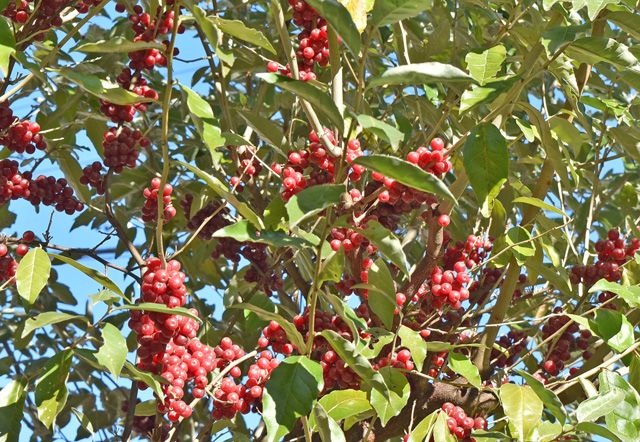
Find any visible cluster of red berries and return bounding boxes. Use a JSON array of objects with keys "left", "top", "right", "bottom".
[
  {"left": 0, "top": 103, "right": 46, "bottom": 155},
  {"left": 570, "top": 228, "right": 639, "bottom": 289},
  {"left": 442, "top": 402, "right": 487, "bottom": 441},
  {"left": 2, "top": 0, "right": 101, "bottom": 40},
  {"left": 229, "top": 145, "right": 263, "bottom": 192},
  {"left": 491, "top": 329, "right": 528, "bottom": 368},
  {"left": 141, "top": 178, "right": 176, "bottom": 223},
  {"left": 376, "top": 349, "right": 415, "bottom": 371},
  {"left": 130, "top": 257, "right": 218, "bottom": 421},
  {"left": 540, "top": 307, "right": 591, "bottom": 377},
  {"left": 278, "top": 129, "right": 363, "bottom": 201},
  {"left": 103, "top": 126, "right": 148, "bottom": 173},
  {"left": 258, "top": 320, "right": 296, "bottom": 355},
  {"left": 375, "top": 138, "right": 451, "bottom": 205},
  {"left": 0, "top": 160, "right": 31, "bottom": 205},
  {"left": 80, "top": 162, "right": 105, "bottom": 195}
]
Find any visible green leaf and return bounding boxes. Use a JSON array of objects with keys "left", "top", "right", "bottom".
[
  {"left": 363, "top": 259, "right": 396, "bottom": 329},
  {"left": 313, "top": 389, "right": 372, "bottom": 426},
  {"left": 73, "top": 37, "right": 164, "bottom": 53},
  {"left": 16, "top": 248, "right": 51, "bottom": 306},
  {"left": 371, "top": 0, "right": 433, "bottom": 27},
  {"left": 285, "top": 184, "right": 344, "bottom": 227},
  {"left": 71, "top": 408, "right": 94, "bottom": 436},
  {"left": 0, "top": 379, "right": 26, "bottom": 442},
  {"left": 320, "top": 330, "right": 383, "bottom": 388},
  {"left": 0, "top": 17, "right": 15, "bottom": 76},
  {"left": 114, "top": 303, "right": 201, "bottom": 322},
  {"left": 579, "top": 0, "right": 619, "bottom": 20},
  {"left": 463, "top": 123, "right": 508, "bottom": 207},
  {"left": 515, "top": 370, "right": 566, "bottom": 425},
  {"left": 575, "top": 422, "right": 622, "bottom": 442},
  {"left": 593, "top": 309, "right": 634, "bottom": 353},
  {"left": 53, "top": 68, "right": 150, "bottom": 105},
  {"left": 353, "top": 155, "right": 455, "bottom": 202},
  {"left": 577, "top": 389, "right": 626, "bottom": 422},
  {"left": 599, "top": 370, "right": 640, "bottom": 440},
  {"left": 263, "top": 356, "right": 324, "bottom": 439},
  {"left": 321, "top": 291, "right": 367, "bottom": 337},
  {"left": 589, "top": 279, "right": 640, "bottom": 308},
  {"left": 208, "top": 16, "right": 277, "bottom": 55},
  {"left": 448, "top": 352, "right": 481, "bottom": 388},
  {"left": 134, "top": 400, "right": 157, "bottom": 416},
  {"left": 398, "top": 325, "right": 427, "bottom": 371},
  {"left": 313, "top": 403, "right": 346, "bottom": 442},
  {"left": 35, "top": 350, "right": 72, "bottom": 428},
  {"left": 305, "top": 0, "right": 361, "bottom": 56},
  {"left": 230, "top": 303, "right": 306, "bottom": 351},
  {"left": 512, "top": 197, "right": 566, "bottom": 217},
  {"left": 257, "top": 73, "right": 343, "bottom": 130},
  {"left": 607, "top": 11, "right": 640, "bottom": 40},
  {"left": 22, "top": 312, "right": 84, "bottom": 338},
  {"left": 499, "top": 383, "right": 544, "bottom": 442},
  {"left": 368, "top": 62, "right": 473, "bottom": 88},
  {"left": 629, "top": 356, "right": 640, "bottom": 394},
  {"left": 95, "top": 323, "right": 127, "bottom": 379},
  {"left": 49, "top": 254, "right": 126, "bottom": 300},
  {"left": 212, "top": 220, "right": 310, "bottom": 248},
  {"left": 178, "top": 161, "right": 264, "bottom": 228},
  {"left": 180, "top": 86, "right": 224, "bottom": 164},
  {"left": 433, "top": 411, "right": 457, "bottom": 442},
  {"left": 358, "top": 220, "right": 409, "bottom": 275},
  {"left": 506, "top": 227, "right": 536, "bottom": 264},
  {"left": 122, "top": 362, "right": 166, "bottom": 401},
  {"left": 566, "top": 37, "right": 639, "bottom": 71},
  {"left": 356, "top": 114, "right": 404, "bottom": 150},
  {"left": 369, "top": 367, "right": 410, "bottom": 426},
  {"left": 238, "top": 111, "right": 287, "bottom": 151},
  {"left": 357, "top": 328, "right": 394, "bottom": 359},
  {"left": 460, "top": 81, "right": 512, "bottom": 113},
  {"left": 407, "top": 410, "right": 439, "bottom": 442},
  {"left": 465, "top": 45, "right": 506, "bottom": 85}
]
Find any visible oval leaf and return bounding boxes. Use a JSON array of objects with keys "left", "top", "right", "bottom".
[
  {"left": 368, "top": 62, "right": 473, "bottom": 88},
  {"left": 49, "top": 253, "right": 126, "bottom": 300},
  {"left": 16, "top": 248, "right": 51, "bottom": 306},
  {"left": 95, "top": 323, "right": 128, "bottom": 379}
]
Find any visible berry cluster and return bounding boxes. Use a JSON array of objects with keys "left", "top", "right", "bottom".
[
  {"left": 540, "top": 307, "right": 591, "bottom": 377},
  {"left": 0, "top": 160, "right": 30, "bottom": 205},
  {"left": 141, "top": 178, "right": 176, "bottom": 224},
  {"left": 278, "top": 129, "right": 363, "bottom": 201},
  {"left": 28, "top": 175, "right": 84, "bottom": 214},
  {"left": 376, "top": 349, "right": 415, "bottom": 371},
  {"left": 570, "top": 228, "right": 639, "bottom": 290},
  {"left": 0, "top": 119, "right": 46, "bottom": 154},
  {"left": 229, "top": 145, "right": 263, "bottom": 192},
  {"left": 130, "top": 257, "right": 217, "bottom": 421},
  {"left": 491, "top": 329, "right": 528, "bottom": 368},
  {"left": 80, "top": 162, "right": 105, "bottom": 195},
  {"left": 442, "top": 402, "right": 487, "bottom": 440}
]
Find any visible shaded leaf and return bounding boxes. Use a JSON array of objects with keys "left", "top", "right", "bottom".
[
  {"left": 22, "top": 312, "right": 84, "bottom": 339},
  {"left": 368, "top": 62, "right": 473, "bottom": 88},
  {"left": 73, "top": 37, "right": 163, "bottom": 53},
  {"left": 448, "top": 352, "right": 481, "bottom": 388},
  {"left": 313, "top": 403, "right": 346, "bottom": 442},
  {"left": 358, "top": 220, "right": 409, "bottom": 275},
  {"left": 357, "top": 114, "right": 404, "bottom": 150},
  {"left": 0, "top": 380, "right": 26, "bottom": 442},
  {"left": 371, "top": 0, "right": 433, "bottom": 27},
  {"left": 209, "top": 16, "right": 277, "bottom": 54},
  {"left": 49, "top": 254, "right": 126, "bottom": 300},
  {"left": 53, "top": 68, "right": 150, "bottom": 105}
]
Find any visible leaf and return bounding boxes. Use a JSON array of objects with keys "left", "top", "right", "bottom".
[
  {"left": 465, "top": 45, "right": 507, "bottom": 85},
  {"left": 0, "top": 379, "right": 26, "bottom": 442},
  {"left": 320, "top": 330, "right": 383, "bottom": 388},
  {"left": 358, "top": 220, "right": 409, "bottom": 275},
  {"left": 238, "top": 111, "right": 287, "bottom": 151},
  {"left": 53, "top": 68, "right": 150, "bottom": 105},
  {"left": 575, "top": 422, "right": 622, "bottom": 442},
  {"left": 499, "top": 383, "right": 544, "bottom": 442},
  {"left": 314, "top": 389, "right": 372, "bottom": 425},
  {"left": 515, "top": 370, "right": 566, "bottom": 425},
  {"left": 71, "top": 408, "right": 94, "bottom": 435},
  {"left": 230, "top": 303, "right": 306, "bottom": 351},
  {"left": 460, "top": 81, "right": 511, "bottom": 113},
  {"left": 49, "top": 253, "right": 126, "bottom": 300},
  {"left": 305, "top": 0, "right": 361, "bottom": 56},
  {"left": 114, "top": 303, "right": 202, "bottom": 322},
  {"left": 321, "top": 292, "right": 367, "bottom": 337},
  {"left": 407, "top": 410, "right": 439, "bottom": 442},
  {"left": 212, "top": 220, "right": 310, "bottom": 248},
  {"left": 363, "top": 259, "right": 396, "bottom": 329},
  {"left": 577, "top": 389, "right": 626, "bottom": 422},
  {"left": 123, "top": 362, "right": 166, "bottom": 401},
  {"left": 462, "top": 123, "right": 508, "bottom": 207},
  {"left": 180, "top": 86, "right": 224, "bottom": 164},
  {"left": 95, "top": 323, "right": 127, "bottom": 379},
  {"left": 263, "top": 356, "right": 324, "bottom": 439},
  {"left": 607, "top": 11, "right": 640, "bottom": 40},
  {"left": 285, "top": 184, "right": 344, "bottom": 227},
  {"left": 541, "top": 25, "right": 587, "bottom": 57},
  {"left": 35, "top": 350, "right": 72, "bottom": 428},
  {"left": 566, "top": 37, "right": 639, "bottom": 71},
  {"left": 22, "top": 312, "right": 84, "bottom": 338},
  {"left": 448, "top": 352, "right": 481, "bottom": 389},
  {"left": 433, "top": 411, "right": 457, "bottom": 442},
  {"left": 178, "top": 161, "right": 264, "bottom": 228},
  {"left": 73, "top": 37, "right": 164, "bottom": 53},
  {"left": 338, "top": 0, "right": 372, "bottom": 32},
  {"left": 629, "top": 356, "right": 640, "bottom": 394},
  {"left": 398, "top": 325, "right": 427, "bottom": 371},
  {"left": 371, "top": 0, "right": 433, "bottom": 27},
  {"left": 369, "top": 367, "right": 410, "bottom": 426},
  {"left": 353, "top": 155, "right": 455, "bottom": 202},
  {"left": 580, "top": 0, "right": 618, "bottom": 20},
  {"left": 593, "top": 309, "right": 634, "bottom": 353},
  {"left": 589, "top": 279, "right": 640, "bottom": 308},
  {"left": 506, "top": 227, "right": 536, "bottom": 264},
  {"left": 599, "top": 370, "right": 640, "bottom": 440},
  {"left": 313, "top": 403, "right": 346, "bottom": 442},
  {"left": 512, "top": 197, "right": 566, "bottom": 217},
  {"left": 368, "top": 62, "right": 473, "bottom": 88},
  {"left": 357, "top": 114, "right": 404, "bottom": 150},
  {"left": 0, "top": 17, "right": 15, "bottom": 76},
  {"left": 134, "top": 400, "right": 157, "bottom": 416},
  {"left": 16, "top": 248, "right": 51, "bottom": 306},
  {"left": 257, "top": 73, "right": 343, "bottom": 130},
  {"left": 208, "top": 16, "right": 276, "bottom": 55}
]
